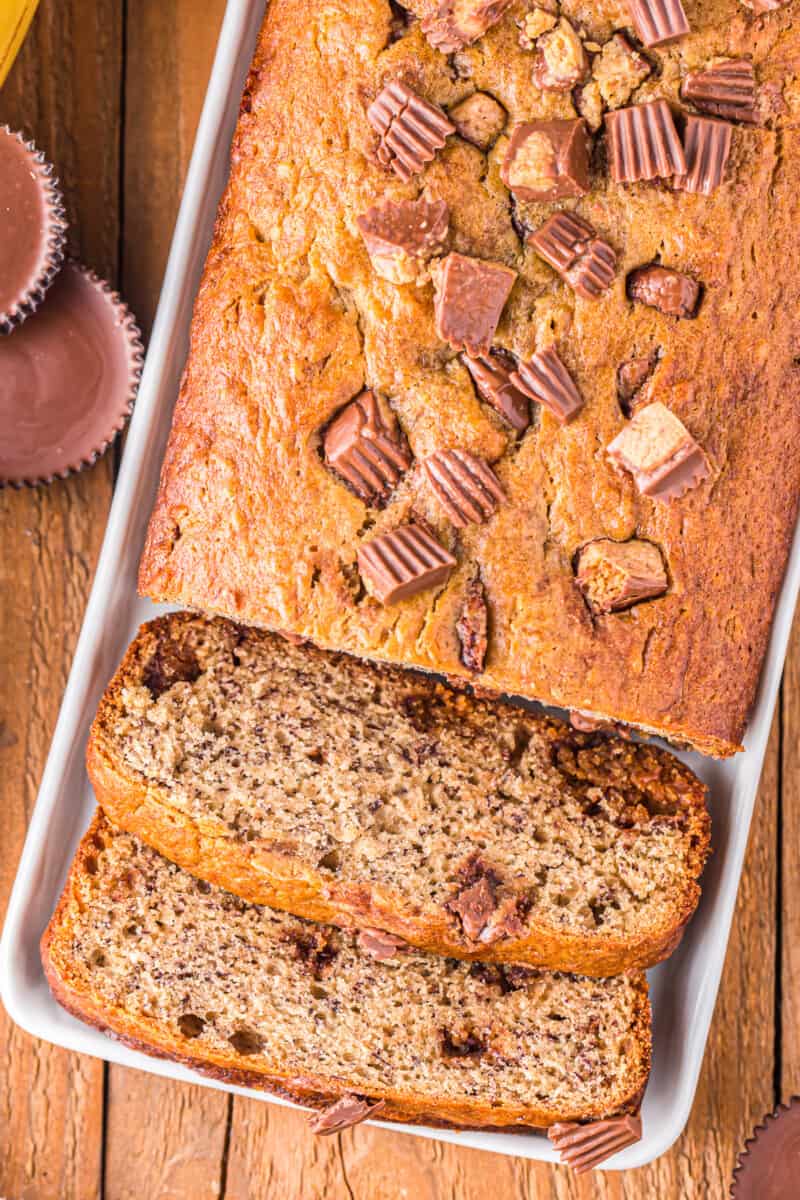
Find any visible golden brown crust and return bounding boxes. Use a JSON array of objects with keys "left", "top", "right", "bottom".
[
  {"left": 87, "top": 612, "right": 710, "bottom": 976},
  {"left": 41, "top": 814, "right": 651, "bottom": 1131},
  {"left": 138, "top": 0, "right": 800, "bottom": 758}
]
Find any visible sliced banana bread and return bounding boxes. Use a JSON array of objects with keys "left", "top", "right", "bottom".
[
  {"left": 87, "top": 613, "right": 709, "bottom": 975},
  {"left": 42, "top": 816, "right": 651, "bottom": 1131}
]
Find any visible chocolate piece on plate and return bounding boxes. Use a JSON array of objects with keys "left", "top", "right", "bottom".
[
  {"left": 309, "top": 1095, "right": 386, "bottom": 1135},
  {"left": 511, "top": 347, "right": 583, "bottom": 424},
  {"left": 605, "top": 99, "right": 686, "bottom": 182},
  {"left": 548, "top": 1115, "right": 643, "bottom": 1173},
  {"left": 627, "top": 264, "right": 700, "bottom": 317},
  {"left": 607, "top": 400, "right": 710, "bottom": 500},
  {"left": 357, "top": 523, "right": 456, "bottom": 603},
  {"left": 420, "top": 0, "right": 515, "bottom": 52},
  {"left": 462, "top": 352, "right": 530, "bottom": 433},
  {"left": 575, "top": 538, "right": 668, "bottom": 613},
  {"left": 433, "top": 252, "right": 516, "bottom": 356},
  {"left": 674, "top": 115, "right": 732, "bottom": 195},
  {"left": 424, "top": 449, "right": 505, "bottom": 526},
  {"left": 367, "top": 81, "right": 455, "bottom": 181},
  {"left": 681, "top": 59, "right": 758, "bottom": 124},
  {"left": 501, "top": 118, "right": 591, "bottom": 201},
  {"left": 528, "top": 211, "right": 616, "bottom": 300},
  {"left": 324, "top": 390, "right": 412, "bottom": 503},
  {"left": 357, "top": 196, "right": 449, "bottom": 284},
  {"left": 449, "top": 91, "right": 508, "bottom": 149},
  {"left": 627, "top": 0, "right": 689, "bottom": 47},
  {"left": 456, "top": 576, "right": 489, "bottom": 672}
]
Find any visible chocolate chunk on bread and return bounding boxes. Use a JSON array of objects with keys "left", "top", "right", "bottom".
[
  {"left": 42, "top": 815, "right": 651, "bottom": 1131},
  {"left": 87, "top": 614, "right": 709, "bottom": 976},
  {"left": 137, "top": 0, "right": 800, "bottom": 758}
]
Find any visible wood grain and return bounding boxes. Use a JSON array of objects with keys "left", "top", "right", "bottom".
[
  {"left": 0, "top": 1, "right": 791, "bottom": 1197},
  {"left": 0, "top": 0, "right": 121, "bottom": 1196}
]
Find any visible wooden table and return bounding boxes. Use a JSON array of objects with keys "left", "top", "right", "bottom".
[{"left": 1, "top": 3, "right": 797, "bottom": 1196}]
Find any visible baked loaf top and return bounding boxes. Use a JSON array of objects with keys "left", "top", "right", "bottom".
[
  {"left": 139, "top": 0, "right": 800, "bottom": 756},
  {"left": 88, "top": 613, "right": 710, "bottom": 975},
  {"left": 42, "top": 814, "right": 651, "bottom": 1130}
]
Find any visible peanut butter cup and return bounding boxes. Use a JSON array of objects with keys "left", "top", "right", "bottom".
[
  {"left": 0, "top": 262, "right": 143, "bottom": 487},
  {"left": 0, "top": 126, "right": 67, "bottom": 335},
  {"left": 731, "top": 1098, "right": 800, "bottom": 1199}
]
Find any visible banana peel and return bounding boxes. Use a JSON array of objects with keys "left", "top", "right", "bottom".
[{"left": 0, "top": 0, "right": 40, "bottom": 90}]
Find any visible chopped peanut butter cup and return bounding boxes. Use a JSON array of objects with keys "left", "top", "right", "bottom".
[
  {"left": 627, "top": 264, "right": 700, "bottom": 318},
  {"left": 674, "top": 115, "right": 732, "bottom": 195},
  {"left": 420, "top": 0, "right": 515, "bottom": 52},
  {"left": 681, "top": 59, "right": 758, "bottom": 124},
  {"left": 462, "top": 351, "right": 530, "bottom": 433},
  {"left": 532, "top": 18, "right": 588, "bottom": 92},
  {"left": 0, "top": 126, "right": 67, "bottom": 335},
  {"left": 356, "top": 929, "right": 409, "bottom": 960},
  {"left": 605, "top": 99, "right": 686, "bottom": 182},
  {"left": 569, "top": 710, "right": 632, "bottom": 737},
  {"left": 323, "top": 390, "right": 411, "bottom": 503},
  {"left": 731, "top": 1097, "right": 800, "bottom": 1200},
  {"left": 424, "top": 449, "right": 505, "bottom": 526},
  {"left": 357, "top": 523, "right": 456, "bottom": 603},
  {"left": 309, "top": 1095, "right": 385, "bottom": 1135},
  {"left": 501, "top": 118, "right": 591, "bottom": 202},
  {"left": 357, "top": 196, "right": 449, "bottom": 285},
  {"left": 433, "top": 252, "right": 516, "bottom": 356},
  {"left": 617, "top": 351, "right": 660, "bottom": 413},
  {"left": 607, "top": 401, "right": 710, "bottom": 501},
  {"left": 576, "top": 539, "right": 668, "bottom": 613},
  {"left": 511, "top": 347, "right": 584, "bottom": 424},
  {"left": 456, "top": 576, "right": 489, "bottom": 672},
  {"left": 627, "top": 0, "right": 689, "bottom": 48},
  {"left": 367, "top": 82, "right": 455, "bottom": 181},
  {"left": 449, "top": 91, "right": 507, "bottom": 149},
  {"left": 549, "top": 1114, "right": 642, "bottom": 1172},
  {"left": 739, "top": 0, "right": 789, "bottom": 11},
  {"left": 528, "top": 212, "right": 616, "bottom": 300}
]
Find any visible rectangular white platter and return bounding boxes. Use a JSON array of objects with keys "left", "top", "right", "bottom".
[{"left": 3, "top": 0, "right": 799, "bottom": 1170}]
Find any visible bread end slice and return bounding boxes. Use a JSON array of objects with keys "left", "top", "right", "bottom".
[{"left": 42, "top": 815, "right": 651, "bottom": 1132}]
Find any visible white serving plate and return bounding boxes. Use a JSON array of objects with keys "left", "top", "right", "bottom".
[{"left": 2, "top": 0, "right": 798, "bottom": 1169}]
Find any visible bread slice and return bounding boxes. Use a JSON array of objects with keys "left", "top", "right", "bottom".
[
  {"left": 42, "top": 815, "right": 651, "bottom": 1131},
  {"left": 87, "top": 614, "right": 709, "bottom": 976}
]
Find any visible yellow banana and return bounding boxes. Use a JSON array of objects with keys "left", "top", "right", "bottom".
[{"left": 0, "top": 0, "right": 40, "bottom": 90}]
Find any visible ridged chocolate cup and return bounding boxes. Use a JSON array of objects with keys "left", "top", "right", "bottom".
[
  {"left": 0, "top": 262, "right": 144, "bottom": 488},
  {"left": 731, "top": 1097, "right": 800, "bottom": 1199},
  {"left": 0, "top": 125, "right": 68, "bottom": 335}
]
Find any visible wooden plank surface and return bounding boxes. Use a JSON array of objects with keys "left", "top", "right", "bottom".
[
  {"left": 0, "top": 2, "right": 121, "bottom": 1197},
  {"left": 0, "top": 2, "right": 792, "bottom": 1197}
]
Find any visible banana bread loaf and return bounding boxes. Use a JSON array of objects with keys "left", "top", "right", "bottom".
[
  {"left": 138, "top": 0, "right": 800, "bottom": 756},
  {"left": 42, "top": 815, "right": 651, "bottom": 1132},
  {"left": 87, "top": 613, "right": 709, "bottom": 975}
]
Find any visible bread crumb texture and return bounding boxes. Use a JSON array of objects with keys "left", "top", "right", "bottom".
[
  {"left": 89, "top": 614, "right": 709, "bottom": 974},
  {"left": 43, "top": 815, "right": 651, "bottom": 1128},
  {"left": 138, "top": 0, "right": 800, "bottom": 756}
]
